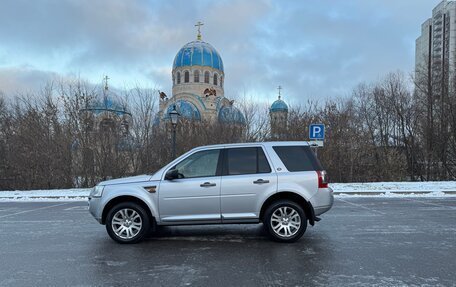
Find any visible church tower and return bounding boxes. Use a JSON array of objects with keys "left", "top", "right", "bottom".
[{"left": 270, "top": 86, "right": 288, "bottom": 139}]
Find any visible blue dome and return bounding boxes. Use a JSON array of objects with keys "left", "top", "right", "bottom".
[
  {"left": 173, "top": 40, "right": 224, "bottom": 72},
  {"left": 85, "top": 96, "right": 130, "bottom": 116},
  {"left": 218, "top": 106, "right": 246, "bottom": 125},
  {"left": 270, "top": 99, "right": 288, "bottom": 112},
  {"left": 165, "top": 100, "right": 201, "bottom": 121}
]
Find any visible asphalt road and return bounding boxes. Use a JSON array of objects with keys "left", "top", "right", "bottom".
[{"left": 0, "top": 197, "right": 455, "bottom": 287}]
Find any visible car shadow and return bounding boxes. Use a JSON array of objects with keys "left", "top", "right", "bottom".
[{"left": 145, "top": 223, "right": 269, "bottom": 242}]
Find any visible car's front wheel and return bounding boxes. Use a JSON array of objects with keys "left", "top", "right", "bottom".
[
  {"left": 106, "top": 202, "right": 150, "bottom": 244},
  {"left": 263, "top": 200, "right": 307, "bottom": 243}
]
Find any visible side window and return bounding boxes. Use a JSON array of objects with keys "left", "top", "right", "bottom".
[
  {"left": 225, "top": 147, "right": 271, "bottom": 175},
  {"left": 273, "top": 146, "right": 323, "bottom": 172},
  {"left": 174, "top": 149, "right": 220, "bottom": 178}
]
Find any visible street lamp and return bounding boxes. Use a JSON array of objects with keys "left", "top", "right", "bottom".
[{"left": 169, "top": 105, "right": 180, "bottom": 159}]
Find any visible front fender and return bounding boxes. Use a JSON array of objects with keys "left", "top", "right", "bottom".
[{"left": 100, "top": 185, "right": 159, "bottom": 223}]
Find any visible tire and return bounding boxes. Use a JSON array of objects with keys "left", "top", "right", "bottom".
[
  {"left": 105, "top": 202, "right": 151, "bottom": 244},
  {"left": 263, "top": 200, "right": 307, "bottom": 243}
]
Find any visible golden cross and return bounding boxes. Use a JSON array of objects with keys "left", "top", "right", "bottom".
[
  {"left": 195, "top": 21, "right": 204, "bottom": 40},
  {"left": 277, "top": 85, "right": 282, "bottom": 99}
]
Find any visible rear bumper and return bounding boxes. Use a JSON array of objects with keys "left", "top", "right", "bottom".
[{"left": 310, "top": 187, "right": 334, "bottom": 216}]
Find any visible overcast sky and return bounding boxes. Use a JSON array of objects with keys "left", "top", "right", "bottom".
[{"left": 0, "top": 0, "right": 442, "bottom": 104}]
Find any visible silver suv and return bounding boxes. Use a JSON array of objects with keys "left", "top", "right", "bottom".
[{"left": 89, "top": 141, "right": 333, "bottom": 243}]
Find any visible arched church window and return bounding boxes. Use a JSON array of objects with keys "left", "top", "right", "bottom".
[
  {"left": 194, "top": 70, "right": 200, "bottom": 83},
  {"left": 213, "top": 73, "right": 218, "bottom": 85},
  {"left": 184, "top": 71, "right": 189, "bottom": 83},
  {"left": 220, "top": 76, "right": 223, "bottom": 87},
  {"left": 177, "top": 72, "right": 181, "bottom": 84},
  {"left": 204, "top": 71, "right": 210, "bottom": 83}
]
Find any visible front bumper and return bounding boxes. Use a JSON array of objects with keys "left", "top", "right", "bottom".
[
  {"left": 88, "top": 196, "right": 103, "bottom": 224},
  {"left": 310, "top": 187, "right": 334, "bottom": 216}
]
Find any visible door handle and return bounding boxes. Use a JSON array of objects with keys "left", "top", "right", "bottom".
[
  {"left": 200, "top": 182, "right": 216, "bottom": 187},
  {"left": 253, "top": 179, "right": 270, "bottom": 184}
]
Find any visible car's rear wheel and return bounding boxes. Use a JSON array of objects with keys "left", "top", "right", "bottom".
[
  {"left": 263, "top": 200, "right": 307, "bottom": 243},
  {"left": 106, "top": 202, "right": 150, "bottom": 244}
]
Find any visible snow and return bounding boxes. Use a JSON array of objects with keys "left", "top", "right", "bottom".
[
  {"left": 331, "top": 181, "right": 456, "bottom": 197},
  {"left": 0, "top": 188, "right": 91, "bottom": 201},
  {"left": 331, "top": 181, "right": 456, "bottom": 192},
  {"left": 0, "top": 181, "right": 455, "bottom": 201}
]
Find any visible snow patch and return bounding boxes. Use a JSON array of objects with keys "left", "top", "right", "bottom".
[
  {"left": 331, "top": 181, "right": 456, "bottom": 192},
  {"left": 331, "top": 181, "right": 456, "bottom": 197},
  {"left": 0, "top": 188, "right": 90, "bottom": 201}
]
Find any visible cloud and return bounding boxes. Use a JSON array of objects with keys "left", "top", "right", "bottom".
[
  {"left": 222, "top": 0, "right": 442, "bottom": 103},
  {"left": 0, "top": 0, "right": 443, "bottom": 104},
  {"left": 0, "top": 66, "right": 59, "bottom": 96}
]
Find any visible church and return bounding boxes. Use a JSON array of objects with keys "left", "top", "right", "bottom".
[
  {"left": 155, "top": 22, "right": 289, "bottom": 135},
  {"left": 155, "top": 23, "right": 246, "bottom": 126},
  {"left": 83, "top": 23, "right": 290, "bottom": 140}
]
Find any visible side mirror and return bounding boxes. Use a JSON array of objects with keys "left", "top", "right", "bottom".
[{"left": 165, "top": 169, "right": 179, "bottom": 180}]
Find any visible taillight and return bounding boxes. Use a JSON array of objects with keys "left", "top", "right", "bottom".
[{"left": 317, "top": 170, "right": 328, "bottom": 188}]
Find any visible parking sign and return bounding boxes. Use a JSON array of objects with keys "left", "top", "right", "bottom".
[{"left": 309, "top": 124, "right": 325, "bottom": 140}]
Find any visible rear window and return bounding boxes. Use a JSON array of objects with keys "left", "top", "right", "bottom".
[{"left": 273, "top": 146, "right": 323, "bottom": 172}]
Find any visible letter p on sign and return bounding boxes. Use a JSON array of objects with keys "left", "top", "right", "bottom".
[{"left": 309, "top": 124, "right": 325, "bottom": 140}]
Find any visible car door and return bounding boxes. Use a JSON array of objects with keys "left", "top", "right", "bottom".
[
  {"left": 220, "top": 146, "right": 277, "bottom": 222},
  {"left": 158, "top": 148, "right": 222, "bottom": 223}
]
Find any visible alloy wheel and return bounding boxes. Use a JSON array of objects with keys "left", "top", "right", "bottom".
[
  {"left": 111, "top": 208, "right": 143, "bottom": 239},
  {"left": 270, "top": 206, "right": 301, "bottom": 238}
]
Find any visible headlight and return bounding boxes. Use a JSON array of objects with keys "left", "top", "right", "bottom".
[{"left": 90, "top": 185, "right": 104, "bottom": 198}]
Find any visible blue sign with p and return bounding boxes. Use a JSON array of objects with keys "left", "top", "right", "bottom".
[{"left": 309, "top": 124, "right": 325, "bottom": 140}]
